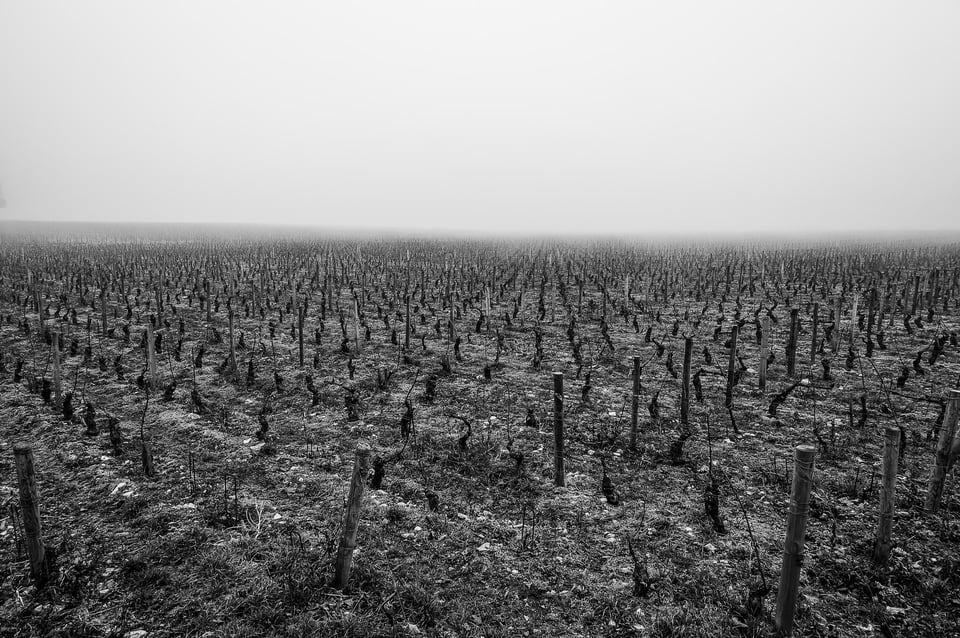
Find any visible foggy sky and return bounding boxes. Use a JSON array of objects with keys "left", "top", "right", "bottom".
[{"left": 1, "top": 2, "right": 958, "bottom": 236}]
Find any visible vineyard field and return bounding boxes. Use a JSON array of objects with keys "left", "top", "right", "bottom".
[{"left": 1, "top": 225, "right": 960, "bottom": 637}]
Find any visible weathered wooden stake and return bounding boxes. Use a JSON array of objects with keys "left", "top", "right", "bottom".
[
  {"left": 775, "top": 444, "right": 816, "bottom": 636},
  {"left": 141, "top": 441, "right": 156, "bottom": 477},
  {"left": 52, "top": 331, "right": 62, "bottom": 407},
  {"left": 786, "top": 308, "right": 799, "bottom": 378},
  {"left": 404, "top": 294, "right": 411, "bottom": 352},
  {"left": 27, "top": 269, "right": 36, "bottom": 312},
  {"left": 911, "top": 274, "right": 921, "bottom": 316},
  {"left": 680, "top": 336, "right": 692, "bottom": 425},
  {"left": 831, "top": 296, "right": 841, "bottom": 353},
  {"left": 759, "top": 316, "right": 770, "bottom": 391},
  {"left": 229, "top": 307, "right": 238, "bottom": 374},
  {"left": 866, "top": 288, "right": 878, "bottom": 351},
  {"left": 553, "top": 372, "right": 565, "bottom": 487},
  {"left": 874, "top": 425, "right": 901, "bottom": 563},
  {"left": 100, "top": 286, "right": 108, "bottom": 337},
  {"left": 332, "top": 442, "right": 371, "bottom": 589},
  {"left": 925, "top": 389, "right": 960, "bottom": 513},
  {"left": 901, "top": 277, "right": 911, "bottom": 318},
  {"left": 146, "top": 322, "right": 157, "bottom": 389},
  {"left": 552, "top": 277, "right": 558, "bottom": 323},
  {"left": 849, "top": 293, "right": 859, "bottom": 347},
  {"left": 484, "top": 286, "right": 491, "bottom": 334},
  {"left": 205, "top": 282, "right": 212, "bottom": 324},
  {"left": 447, "top": 262, "right": 456, "bottom": 341},
  {"left": 353, "top": 297, "right": 362, "bottom": 353},
  {"left": 724, "top": 325, "right": 738, "bottom": 409},
  {"left": 630, "top": 356, "right": 641, "bottom": 451},
  {"left": 809, "top": 302, "right": 819, "bottom": 363},
  {"left": 14, "top": 444, "right": 50, "bottom": 587}
]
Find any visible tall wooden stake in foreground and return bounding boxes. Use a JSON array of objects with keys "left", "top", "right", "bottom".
[
  {"left": 333, "top": 442, "right": 371, "bottom": 589},
  {"left": 230, "top": 306, "right": 240, "bottom": 374},
  {"left": 759, "top": 316, "right": 770, "bottom": 391},
  {"left": 775, "top": 444, "right": 816, "bottom": 636},
  {"left": 680, "top": 337, "right": 692, "bottom": 425},
  {"left": 14, "top": 444, "right": 50, "bottom": 587},
  {"left": 630, "top": 356, "right": 641, "bottom": 451},
  {"left": 404, "top": 294, "right": 411, "bottom": 352},
  {"left": 874, "top": 426, "right": 901, "bottom": 563},
  {"left": 831, "top": 296, "right": 841, "bottom": 353},
  {"left": 786, "top": 308, "right": 799, "bottom": 378},
  {"left": 52, "top": 332, "right": 62, "bottom": 407},
  {"left": 849, "top": 293, "right": 859, "bottom": 347},
  {"left": 146, "top": 321, "right": 157, "bottom": 389},
  {"left": 100, "top": 285, "right": 108, "bottom": 337},
  {"left": 724, "top": 325, "right": 738, "bottom": 409},
  {"left": 810, "top": 302, "right": 819, "bottom": 364},
  {"left": 925, "top": 388, "right": 960, "bottom": 513},
  {"left": 353, "top": 297, "right": 362, "bottom": 353},
  {"left": 553, "top": 372, "right": 565, "bottom": 487}
]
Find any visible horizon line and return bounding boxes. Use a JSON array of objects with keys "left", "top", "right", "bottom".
[{"left": 2, "top": 217, "right": 960, "bottom": 244}]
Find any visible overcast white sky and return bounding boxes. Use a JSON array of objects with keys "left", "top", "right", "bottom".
[{"left": 1, "top": 2, "right": 958, "bottom": 236}]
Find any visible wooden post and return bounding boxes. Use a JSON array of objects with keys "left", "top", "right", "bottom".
[
  {"left": 680, "top": 336, "right": 692, "bottom": 425},
  {"left": 831, "top": 296, "right": 841, "bottom": 354},
  {"left": 577, "top": 269, "right": 583, "bottom": 316},
  {"left": 925, "top": 389, "right": 960, "bottom": 513},
  {"left": 420, "top": 267, "right": 427, "bottom": 305},
  {"left": 775, "top": 444, "right": 816, "bottom": 636},
  {"left": 901, "top": 277, "right": 911, "bottom": 318},
  {"left": 327, "top": 272, "right": 333, "bottom": 314},
  {"left": 229, "top": 307, "right": 238, "bottom": 374},
  {"left": 552, "top": 277, "right": 558, "bottom": 323},
  {"left": 34, "top": 272, "right": 41, "bottom": 314},
  {"left": 553, "top": 372, "right": 565, "bottom": 487},
  {"left": 27, "top": 269, "right": 35, "bottom": 311},
  {"left": 404, "top": 294, "right": 411, "bottom": 352},
  {"left": 332, "top": 442, "right": 371, "bottom": 589},
  {"left": 759, "top": 316, "right": 770, "bottom": 391},
  {"left": 849, "top": 293, "right": 859, "bottom": 348},
  {"left": 630, "top": 356, "right": 641, "bottom": 451},
  {"left": 353, "top": 297, "right": 362, "bottom": 353},
  {"left": 911, "top": 274, "right": 921, "bottom": 316},
  {"left": 866, "top": 288, "right": 878, "bottom": 350},
  {"left": 141, "top": 441, "right": 156, "bottom": 477},
  {"left": 874, "top": 426, "right": 901, "bottom": 563},
  {"left": 52, "top": 331, "right": 62, "bottom": 407},
  {"left": 296, "top": 303, "right": 304, "bottom": 367},
  {"left": 205, "top": 282, "right": 212, "bottom": 325},
  {"left": 100, "top": 286, "right": 108, "bottom": 338},
  {"left": 484, "top": 286, "right": 491, "bottom": 334},
  {"left": 809, "top": 302, "right": 819, "bottom": 363},
  {"left": 146, "top": 322, "right": 157, "bottom": 390},
  {"left": 786, "top": 308, "right": 799, "bottom": 378},
  {"left": 724, "top": 324, "right": 738, "bottom": 409},
  {"left": 928, "top": 269, "right": 940, "bottom": 322},
  {"left": 447, "top": 263, "right": 456, "bottom": 342},
  {"left": 14, "top": 444, "right": 50, "bottom": 587}
]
